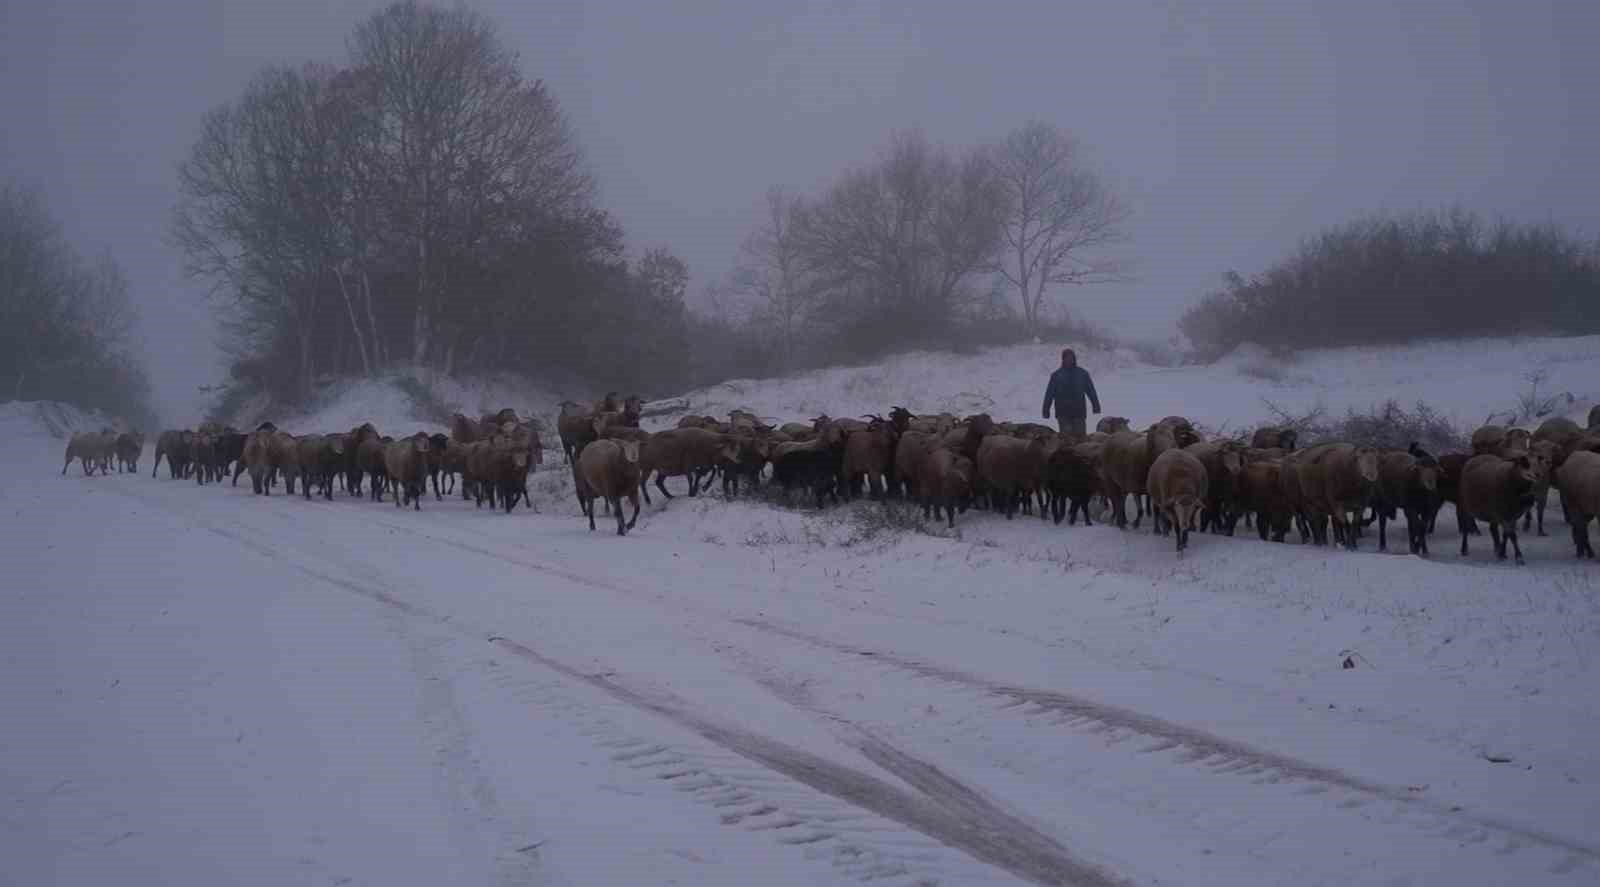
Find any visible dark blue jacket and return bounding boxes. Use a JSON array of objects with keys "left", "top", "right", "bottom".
[{"left": 1042, "top": 365, "right": 1100, "bottom": 418}]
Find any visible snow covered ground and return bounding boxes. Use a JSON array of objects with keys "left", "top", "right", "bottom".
[{"left": 6, "top": 336, "right": 1600, "bottom": 886}]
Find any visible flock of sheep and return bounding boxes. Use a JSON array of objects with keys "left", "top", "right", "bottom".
[{"left": 60, "top": 392, "right": 1600, "bottom": 561}]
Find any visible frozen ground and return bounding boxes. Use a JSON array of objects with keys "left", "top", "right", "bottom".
[{"left": 6, "top": 335, "right": 1600, "bottom": 886}]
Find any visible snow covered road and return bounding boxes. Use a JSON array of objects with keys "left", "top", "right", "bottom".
[{"left": 7, "top": 441, "right": 1599, "bottom": 886}]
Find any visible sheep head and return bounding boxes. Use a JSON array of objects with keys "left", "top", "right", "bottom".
[{"left": 618, "top": 440, "right": 642, "bottom": 464}]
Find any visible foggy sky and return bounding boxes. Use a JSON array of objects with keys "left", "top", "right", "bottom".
[{"left": 5, "top": 0, "right": 1597, "bottom": 423}]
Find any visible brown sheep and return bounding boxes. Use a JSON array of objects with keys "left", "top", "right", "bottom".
[
  {"left": 1100, "top": 430, "right": 1151, "bottom": 529},
  {"left": 384, "top": 432, "right": 432, "bottom": 510},
  {"left": 777, "top": 421, "right": 816, "bottom": 440},
  {"left": 1236, "top": 460, "right": 1292, "bottom": 542},
  {"left": 1095, "top": 416, "right": 1131, "bottom": 434},
  {"left": 1557, "top": 450, "right": 1600, "bottom": 557},
  {"left": 473, "top": 439, "right": 531, "bottom": 512},
  {"left": 151, "top": 429, "right": 192, "bottom": 479},
  {"left": 575, "top": 438, "right": 643, "bottom": 536},
  {"left": 340, "top": 423, "right": 379, "bottom": 496},
  {"left": 841, "top": 417, "right": 898, "bottom": 499},
  {"left": 62, "top": 432, "right": 104, "bottom": 476},
  {"left": 191, "top": 432, "right": 218, "bottom": 485},
  {"left": 892, "top": 430, "right": 938, "bottom": 499},
  {"left": 1277, "top": 448, "right": 1314, "bottom": 543},
  {"left": 1519, "top": 440, "right": 1561, "bottom": 536},
  {"left": 1471, "top": 425, "right": 1531, "bottom": 457},
  {"left": 976, "top": 434, "right": 1048, "bottom": 519},
  {"left": 115, "top": 431, "right": 144, "bottom": 473},
  {"left": 450, "top": 413, "right": 486, "bottom": 444},
  {"left": 679, "top": 415, "right": 720, "bottom": 429},
  {"left": 1428, "top": 452, "right": 1471, "bottom": 535},
  {"left": 242, "top": 429, "right": 276, "bottom": 495},
  {"left": 1250, "top": 427, "right": 1299, "bottom": 450},
  {"left": 1184, "top": 440, "right": 1246, "bottom": 534},
  {"left": 590, "top": 392, "right": 622, "bottom": 415},
  {"left": 1458, "top": 453, "right": 1544, "bottom": 564},
  {"left": 638, "top": 428, "right": 740, "bottom": 504},
  {"left": 1146, "top": 448, "right": 1208, "bottom": 553},
  {"left": 298, "top": 434, "right": 347, "bottom": 501},
  {"left": 1297, "top": 443, "right": 1380, "bottom": 550},
  {"left": 1373, "top": 445, "right": 1440, "bottom": 555},
  {"left": 267, "top": 431, "right": 301, "bottom": 495},
  {"left": 557, "top": 401, "right": 598, "bottom": 465},
  {"left": 357, "top": 434, "right": 389, "bottom": 501},
  {"left": 919, "top": 448, "right": 974, "bottom": 529},
  {"left": 1147, "top": 416, "right": 1201, "bottom": 462},
  {"left": 718, "top": 434, "right": 771, "bottom": 498},
  {"left": 907, "top": 413, "right": 958, "bottom": 435}
]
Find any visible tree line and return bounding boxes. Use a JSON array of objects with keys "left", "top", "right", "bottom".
[
  {"left": 173, "top": 1, "right": 699, "bottom": 403},
  {"left": 0, "top": 182, "right": 156, "bottom": 428},
  {"left": 1179, "top": 208, "right": 1600, "bottom": 358},
  {"left": 172, "top": 0, "right": 1134, "bottom": 402}
]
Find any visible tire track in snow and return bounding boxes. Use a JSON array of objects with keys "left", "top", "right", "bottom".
[
  {"left": 732, "top": 616, "right": 1600, "bottom": 873},
  {"left": 330, "top": 509, "right": 1600, "bottom": 876},
  {"left": 103, "top": 481, "right": 1122, "bottom": 887}
]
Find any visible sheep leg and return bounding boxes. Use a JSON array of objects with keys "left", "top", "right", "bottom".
[
  {"left": 1535, "top": 496, "right": 1547, "bottom": 536},
  {"left": 1488, "top": 522, "right": 1505, "bottom": 560},
  {"left": 585, "top": 495, "right": 597, "bottom": 531},
  {"left": 61, "top": 455, "right": 71, "bottom": 476},
  {"left": 656, "top": 474, "right": 674, "bottom": 500},
  {"left": 1503, "top": 524, "right": 1525, "bottom": 565},
  {"left": 610, "top": 495, "right": 626, "bottom": 535}
]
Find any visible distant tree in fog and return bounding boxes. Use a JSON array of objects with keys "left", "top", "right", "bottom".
[
  {"left": 795, "top": 130, "right": 1007, "bottom": 357},
  {"left": 730, "top": 186, "right": 813, "bottom": 371},
  {"left": 988, "top": 121, "right": 1130, "bottom": 336},
  {"left": 0, "top": 182, "right": 154, "bottom": 425}
]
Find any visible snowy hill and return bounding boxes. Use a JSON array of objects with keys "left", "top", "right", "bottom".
[
  {"left": 0, "top": 399, "right": 124, "bottom": 443},
  {"left": 658, "top": 335, "right": 1600, "bottom": 433},
  {"left": 9, "top": 336, "right": 1600, "bottom": 886}
]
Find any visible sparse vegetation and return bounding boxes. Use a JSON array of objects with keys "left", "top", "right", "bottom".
[
  {"left": 1180, "top": 208, "right": 1600, "bottom": 359},
  {"left": 1261, "top": 397, "right": 1468, "bottom": 454}
]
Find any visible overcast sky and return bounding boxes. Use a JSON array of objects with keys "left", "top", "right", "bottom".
[{"left": 4, "top": 0, "right": 1597, "bottom": 422}]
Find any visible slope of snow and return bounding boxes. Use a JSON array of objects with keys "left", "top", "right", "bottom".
[
  {"left": 663, "top": 335, "right": 1600, "bottom": 433},
  {"left": 10, "top": 335, "right": 1600, "bottom": 886}
]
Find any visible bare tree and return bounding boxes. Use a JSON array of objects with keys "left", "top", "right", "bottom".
[
  {"left": 731, "top": 186, "right": 811, "bottom": 370},
  {"left": 796, "top": 130, "right": 1006, "bottom": 352},
  {"left": 990, "top": 121, "right": 1130, "bottom": 335},
  {"left": 348, "top": 0, "right": 592, "bottom": 371}
]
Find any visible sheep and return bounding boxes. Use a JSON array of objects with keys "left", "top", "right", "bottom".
[
  {"left": 891, "top": 430, "right": 938, "bottom": 500},
  {"left": 976, "top": 434, "right": 1048, "bottom": 519},
  {"left": 1043, "top": 442, "right": 1101, "bottom": 526},
  {"left": 1183, "top": 440, "right": 1246, "bottom": 534},
  {"left": 151, "top": 429, "right": 191, "bottom": 479},
  {"left": 1100, "top": 430, "right": 1151, "bottom": 529},
  {"left": 591, "top": 392, "right": 622, "bottom": 416},
  {"left": 357, "top": 434, "right": 389, "bottom": 501},
  {"left": 1148, "top": 416, "right": 1202, "bottom": 460},
  {"left": 1373, "top": 444, "right": 1440, "bottom": 555},
  {"left": 1146, "top": 448, "right": 1208, "bottom": 553},
  {"left": 62, "top": 432, "right": 103, "bottom": 476},
  {"left": 474, "top": 439, "right": 531, "bottom": 513},
  {"left": 841, "top": 416, "right": 898, "bottom": 499},
  {"left": 1095, "top": 416, "right": 1131, "bottom": 434},
  {"left": 637, "top": 428, "right": 741, "bottom": 504},
  {"left": 907, "top": 412, "right": 958, "bottom": 435},
  {"left": 1471, "top": 425, "right": 1531, "bottom": 457},
  {"left": 1250, "top": 427, "right": 1299, "bottom": 450},
  {"left": 919, "top": 447, "right": 974, "bottom": 529},
  {"left": 1556, "top": 450, "right": 1600, "bottom": 557},
  {"left": 1516, "top": 440, "right": 1561, "bottom": 536},
  {"left": 451, "top": 413, "right": 486, "bottom": 444},
  {"left": 295, "top": 434, "right": 346, "bottom": 500},
  {"left": 1297, "top": 442, "right": 1380, "bottom": 550},
  {"left": 575, "top": 438, "right": 643, "bottom": 535},
  {"left": 191, "top": 432, "right": 218, "bottom": 485},
  {"left": 114, "top": 431, "right": 144, "bottom": 473},
  {"left": 242, "top": 429, "right": 275, "bottom": 495},
  {"left": 384, "top": 432, "right": 432, "bottom": 510},
  {"left": 267, "top": 431, "right": 301, "bottom": 495},
  {"left": 718, "top": 434, "right": 770, "bottom": 498},
  {"left": 337, "top": 423, "right": 378, "bottom": 496},
  {"left": 1234, "top": 460, "right": 1292, "bottom": 542},
  {"left": 777, "top": 421, "right": 815, "bottom": 440},
  {"left": 1458, "top": 453, "right": 1544, "bottom": 564},
  {"left": 770, "top": 425, "right": 848, "bottom": 508},
  {"left": 557, "top": 401, "right": 598, "bottom": 464}
]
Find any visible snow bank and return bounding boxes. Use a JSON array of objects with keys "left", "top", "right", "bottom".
[
  {"left": 0, "top": 400, "right": 120, "bottom": 443},
  {"left": 654, "top": 334, "right": 1600, "bottom": 434}
]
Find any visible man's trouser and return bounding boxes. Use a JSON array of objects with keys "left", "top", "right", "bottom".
[{"left": 1057, "top": 414, "right": 1086, "bottom": 438}]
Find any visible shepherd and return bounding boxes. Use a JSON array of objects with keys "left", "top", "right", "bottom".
[{"left": 1041, "top": 348, "right": 1101, "bottom": 439}]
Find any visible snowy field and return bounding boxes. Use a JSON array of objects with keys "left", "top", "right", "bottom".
[{"left": 6, "top": 336, "right": 1600, "bottom": 887}]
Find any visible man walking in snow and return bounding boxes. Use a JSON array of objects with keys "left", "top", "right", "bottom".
[{"left": 1041, "top": 348, "right": 1101, "bottom": 438}]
